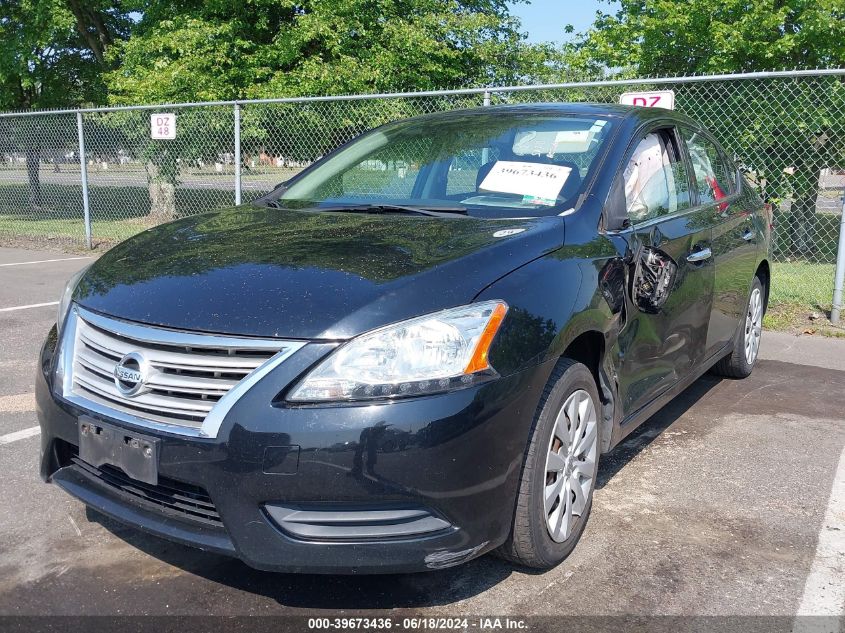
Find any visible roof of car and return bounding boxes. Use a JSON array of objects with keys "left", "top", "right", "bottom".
[{"left": 404, "top": 102, "right": 700, "bottom": 126}]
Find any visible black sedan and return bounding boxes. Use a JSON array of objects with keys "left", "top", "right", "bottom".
[{"left": 36, "top": 103, "right": 771, "bottom": 573}]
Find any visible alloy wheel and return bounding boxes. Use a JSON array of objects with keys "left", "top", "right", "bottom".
[
  {"left": 744, "top": 287, "right": 763, "bottom": 365},
  {"left": 543, "top": 389, "right": 599, "bottom": 543}
]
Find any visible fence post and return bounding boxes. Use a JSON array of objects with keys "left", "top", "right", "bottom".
[
  {"left": 481, "top": 90, "right": 491, "bottom": 165},
  {"left": 831, "top": 191, "right": 845, "bottom": 324},
  {"left": 234, "top": 103, "right": 242, "bottom": 206},
  {"left": 75, "top": 112, "right": 92, "bottom": 249}
]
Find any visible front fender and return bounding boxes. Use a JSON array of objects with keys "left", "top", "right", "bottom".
[
  {"left": 476, "top": 236, "right": 627, "bottom": 453},
  {"left": 475, "top": 238, "right": 623, "bottom": 378}
]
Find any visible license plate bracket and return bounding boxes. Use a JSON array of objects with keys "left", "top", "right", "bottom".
[{"left": 78, "top": 417, "right": 160, "bottom": 485}]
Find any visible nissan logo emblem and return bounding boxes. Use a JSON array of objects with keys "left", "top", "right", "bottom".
[{"left": 113, "top": 352, "right": 149, "bottom": 397}]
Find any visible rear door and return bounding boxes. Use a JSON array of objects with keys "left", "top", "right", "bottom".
[
  {"left": 615, "top": 126, "right": 716, "bottom": 418},
  {"left": 680, "top": 127, "right": 758, "bottom": 357}
]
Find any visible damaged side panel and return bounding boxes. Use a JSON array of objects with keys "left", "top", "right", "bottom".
[
  {"left": 631, "top": 246, "right": 678, "bottom": 313},
  {"left": 610, "top": 212, "right": 715, "bottom": 432}
]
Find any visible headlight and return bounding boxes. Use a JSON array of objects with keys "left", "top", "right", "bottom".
[
  {"left": 57, "top": 265, "right": 89, "bottom": 336},
  {"left": 288, "top": 300, "right": 508, "bottom": 402}
]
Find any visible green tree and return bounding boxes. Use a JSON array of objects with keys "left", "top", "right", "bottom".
[
  {"left": 0, "top": 0, "right": 129, "bottom": 204},
  {"left": 577, "top": 0, "right": 845, "bottom": 75},
  {"left": 574, "top": 0, "right": 845, "bottom": 256},
  {"left": 105, "top": 0, "right": 550, "bottom": 103},
  {"left": 101, "top": 0, "right": 558, "bottom": 221}
]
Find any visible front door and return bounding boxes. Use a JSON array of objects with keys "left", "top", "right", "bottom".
[{"left": 615, "top": 127, "right": 715, "bottom": 419}]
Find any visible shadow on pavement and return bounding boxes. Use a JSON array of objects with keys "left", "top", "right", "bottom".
[{"left": 597, "top": 373, "right": 722, "bottom": 488}]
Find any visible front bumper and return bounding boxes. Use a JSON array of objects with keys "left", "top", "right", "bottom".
[{"left": 36, "top": 326, "right": 552, "bottom": 574}]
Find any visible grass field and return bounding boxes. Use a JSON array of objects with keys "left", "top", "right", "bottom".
[
  {"left": 769, "top": 261, "right": 836, "bottom": 307},
  {"left": 0, "top": 182, "right": 263, "bottom": 244},
  {"left": 763, "top": 262, "right": 845, "bottom": 337}
]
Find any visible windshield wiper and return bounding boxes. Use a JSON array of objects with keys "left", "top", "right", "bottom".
[
  {"left": 260, "top": 201, "right": 468, "bottom": 216},
  {"left": 317, "top": 203, "right": 468, "bottom": 217}
]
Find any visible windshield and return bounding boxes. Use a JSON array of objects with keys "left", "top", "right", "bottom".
[{"left": 270, "top": 113, "right": 615, "bottom": 218}]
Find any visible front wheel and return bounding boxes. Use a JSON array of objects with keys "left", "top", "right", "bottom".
[
  {"left": 496, "top": 359, "right": 601, "bottom": 569},
  {"left": 711, "top": 276, "right": 765, "bottom": 378}
]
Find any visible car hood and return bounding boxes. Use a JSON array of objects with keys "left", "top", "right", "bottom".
[{"left": 75, "top": 205, "right": 565, "bottom": 339}]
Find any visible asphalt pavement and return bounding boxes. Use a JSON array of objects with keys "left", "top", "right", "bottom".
[{"left": 0, "top": 245, "right": 842, "bottom": 627}]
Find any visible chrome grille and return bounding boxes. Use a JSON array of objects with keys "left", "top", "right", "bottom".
[{"left": 61, "top": 306, "right": 306, "bottom": 436}]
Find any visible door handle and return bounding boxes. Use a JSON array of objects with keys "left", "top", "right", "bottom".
[
  {"left": 742, "top": 229, "right": 755, "bottom": 242},
  {"left": 686, "top": 247, "right": 712, "bottom": 263}
]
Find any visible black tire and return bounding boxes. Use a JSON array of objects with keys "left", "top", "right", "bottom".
[
  {"left": 711, "top": 276, "right": 765, "bottom": 379},
  {"left": 496, "top": 358, "right": 601, "bottom": 569}
]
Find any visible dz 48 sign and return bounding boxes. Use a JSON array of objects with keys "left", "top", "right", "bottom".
[
  {"left": 150, "top": 113, "right": 176, "bottom": 139},
  {"left": 619, "top": 90, "right": 675, "bottom": 110}
]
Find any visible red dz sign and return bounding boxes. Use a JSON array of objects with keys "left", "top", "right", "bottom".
[{"left": 619, "top": 90, "right": 676, "bottom": 110}]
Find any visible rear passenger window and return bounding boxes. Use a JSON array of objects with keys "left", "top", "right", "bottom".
[
  {"left": 623, "top": 130, "right": 691, "bottom": 224},
  {"left": 681, "top": 129, "right": 736, "bottom": 204}
]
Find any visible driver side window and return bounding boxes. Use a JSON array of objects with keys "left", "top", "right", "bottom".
[{"left": 623, "top": 130, "right": 691, "bottom": 224}]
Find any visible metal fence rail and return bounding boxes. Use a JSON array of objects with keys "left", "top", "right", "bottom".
[{"left": 1, "top": 70, "right": 844, "bottom": 320}]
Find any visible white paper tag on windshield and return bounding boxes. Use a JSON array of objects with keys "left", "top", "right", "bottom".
[{"left": 479, "top": 161, "right": 571, "bottom": 202}]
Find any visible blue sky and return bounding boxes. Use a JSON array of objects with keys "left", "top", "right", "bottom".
[{"left": 508, "top": 0, "right": 617, "bottom": 44}]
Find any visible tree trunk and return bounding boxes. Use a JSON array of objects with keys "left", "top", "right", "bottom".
[
  {"left": 64, "top": 0, "right": 113, "bottom": 63},
  {"left": 25, "top": 143, "right": 42, "bottom": 207},
  {"left": 146, "top": 162, "right": 176, "bottom": 223},
  {"left": 786, "top": 163, "right": 821, "bottom": 257}
]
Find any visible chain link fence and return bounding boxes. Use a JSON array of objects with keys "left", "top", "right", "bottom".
[{"left": 1, "top": 70, "right": 844, "bottom": 318}]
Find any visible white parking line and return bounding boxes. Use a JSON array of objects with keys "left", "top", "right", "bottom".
[
  {"left": 0, "top": 426, "right": 41, "bottom": 445},
  {"left": 795, "top": 444, "right": 845, "bottom": 628},
  {"left": 0, "top": 257, "right": 90, "bottom": 267},
  {"left": 0, "top": 301, "right": 59, "bottom": 313}
]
